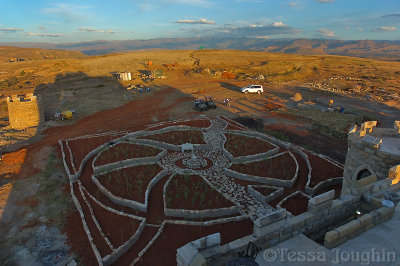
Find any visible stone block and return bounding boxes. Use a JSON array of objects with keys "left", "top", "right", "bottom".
[
  {"left": 356, "top": 174, "right": 377, "bottom": 187},
  {"left": 67, "top": 260, "right": 77, "bottom": 266},
  {"left": 357, "top": 213, "right": 373, "bottom": 227},
  {"left": 336, "top": 220, "right": 361, "bottom": 238},
  {"left": 254, "top": 209, "right": 287, "bottom": 227},
  {"left": 288, "top": 214, "right": 306, "bottom": 231},
  {"left": 177, "top": 244, "right": 198, "bottom": 266},
  {"left": 308, "top": 200, "right": 331, "bottom": 214},
  {"left": 324, "top": 230, "right": 339, "bottom": 243},
  {"left": 253, "top": 219, "right": 284, "bottom": 238},
  {"left": 330, "top": 200, "right": 343, "bottom": 214},
  {"left": 191, "top": 233, "right": 221, "bottom": 250},
  {"left": 309, "top": 190, "right": 335, "bottom": 205},
  {"left": 189, "top": 253, "right": 206, "bottom": 266}
]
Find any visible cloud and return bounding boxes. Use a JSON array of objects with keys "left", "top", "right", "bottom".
[
  {"left": 220, "top": 22, "right": 298, "bottom": 37},
  {"left": 42, "top": 4, "right": 90, "bottom": 23},
  {"left": 79, "top": 27, "right": 115, "bottom": 34},
  {"left": 162, "top": 0, "right": 213, "bottom": 7},
  {"left": 24, "top": 32, "right": 64, "bottom": 37},
  {"left": 371, "top": 26, "right": 396, "bottom": 32},
  {"left": 0, "top": 27, "right": 23, "bottom": 32},
  {"left": 175, "top": 18, "right": 215, "bottom": 25},
  {"left": 317, "top": 28, "right": 336, "bottom": 37},
  {"left": 315, "top": 0, "right": 334, "bottom": 3},
  {"left": 382, "top": 13, "right": 400, "bottom": 18}
]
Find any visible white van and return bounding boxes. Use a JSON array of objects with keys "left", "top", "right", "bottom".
[{"left": 240, "top": 85, "right": 263, "bottom": 94}]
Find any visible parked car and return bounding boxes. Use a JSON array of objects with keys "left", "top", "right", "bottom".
[
  {"left": 194, "top": 99, "right": 208, "bottom": 111},
  {"left": 204, "top": 96, "right": 217, "bottom": 109},
  {"left": 240, "top": 85, "right": 263, "bottom": 94}
]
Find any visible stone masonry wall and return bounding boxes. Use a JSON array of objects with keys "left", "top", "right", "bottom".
[{"left": 6, "top": 93, "right": 44, "bottom": 129}]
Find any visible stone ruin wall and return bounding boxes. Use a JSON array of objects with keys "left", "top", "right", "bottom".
[
  {"left": 342, "top": 121, "right": 400, "bottom": 195},
  {"left": 6, "top": 93, "right": 44, "bottom": 130}
]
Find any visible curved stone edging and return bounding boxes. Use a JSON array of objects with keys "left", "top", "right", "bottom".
[
  {"left": 164, "top": 206, "right": 240, "bottom": 219},
  {"left": 248, "top": 185, "right": 284, "bottom": 205},
  {"left": 165, "top": 214, "right": 249, "bottom": 226},
  {"left": 131, "top": 221, "right": 167, "bottom": 265},
  {"left": 277, "top": 191, "right": 311, "bottom": 211},
  {"left": 66, "top": 140, "right": 77, "bottom": 174},
  {"left": 69, "top": 181, "right": 103, "bottom": 265},
  {"left": 308, "top": 177, "right": 343, "bottom": 196},
  {"left": 222, "top": 130, "right": 280, "bottom": 163},
  {"left": 103, "top": 220, "right": 147, "bottom": 266},
  {"left": 78, "top": 182, "right": 114, "bottom": 251},
  {"left": 225, "top": 152, "right": 299, "bottom": 188},
  {"left": 92, "top": 140, "right": 167, "bottom": 170},
  {"left": 232, "top": 147, "right": 279, "bottom": 164},
  {"left": 92, "top": 170, "right": 170, "bottom": 212},
  {"left": 162, "top": 173, "right": 240, "bottom": 218},
  {"left": 59, "top": 140, "right": 74, "bottom": 181}
]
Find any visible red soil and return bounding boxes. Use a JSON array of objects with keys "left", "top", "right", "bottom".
[
  {"left": 141, "top": 219, "right": 254, "bottom": 265},
  {"left": 307, "top": 152, "right": 343, "bottom": 187},
  {"left": 84, "top": 188, "right": 141, "bottom": 248},
  {"left": 71, "top": 182, "right": 113, "bottom": 258},
  {"left": 148, "top": 119, "right": 211, "bottom": 130},
  {"left": 94, "top": 143, "right": 162, "bottom": 166},
  {"left": 165, "top": 175, "right": 234, "bottom": 210},
  {"left": 254, "top": 186, "right": 277, "bottom": 196},
  {"left": 97, "top": 164, "right": 163, "bottom": 203},
  {"left": 281, "top": 193, "right": 309, "bottom": 216},
  {"left": 139, "top": 130, "right": 206, "bottom": 145},
  {"left": 68, "top": 134, "right": 123, "bottom": 172},
  {"left": 224, "top": 133, "right": 275, "bottom": 157},
  {"left": 230, "top": 153, "right": 296, "bottom": 180}
]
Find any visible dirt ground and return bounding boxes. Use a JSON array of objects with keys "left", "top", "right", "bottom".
[{"left": 1, "top": 50, "right": 400, "bottom": 265}]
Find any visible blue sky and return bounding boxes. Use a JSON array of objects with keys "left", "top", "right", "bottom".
[{"left": 0, "top": 0, "right": 399, "bottom": 42}]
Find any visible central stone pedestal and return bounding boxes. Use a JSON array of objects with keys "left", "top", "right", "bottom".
[{"left": 183, "top": 154, "right": 207, "bottom": 169}]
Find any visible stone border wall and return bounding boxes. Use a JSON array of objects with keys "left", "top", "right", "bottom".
[
  {"left": 77, "top": 183, "right": 147, "bottom": 266},
  {"left": 6, "top": 93, "right": 44, "bottom": 129},
  {"left": 324, "top": 204, "right": 395, "bottom": 249},
  {"left": 247, "top": 185, "right": 284, "bottom": 205},
  {"left": 69, "top": 181, "right": 103, "bottom": 265},
  {"left": 222, "top": 130, "right": 279, "bottom": 162},
  {"left": 92, "top": 140, "right": 166, "bottom": 169},
  {"left": 162, "top": 174, "right": 241, "bottom": 219},
  {"left": 276, "top": 191, "right": 311, "bottom": 210},
  {"left": 308, "top": 177, "right": 343, "bottom": 197},
  {"left": 200, "top": 192, "right": 363, "bottom": 265},
  {"left": 224, "top": 152, "right": 298, "bottom": 188},
  {"left": 146, "top": 117, "right": 212, "bottom": 131},
  {"left": 92, "top": 169, "right": 169, "bottom": 212},
  {"left": 345, "top": 125, "right": 400, "bottom": 181}
]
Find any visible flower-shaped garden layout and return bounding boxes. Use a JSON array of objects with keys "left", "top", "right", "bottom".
[{"left": 59, "top": 116, "right": 344, "bottom": 265}]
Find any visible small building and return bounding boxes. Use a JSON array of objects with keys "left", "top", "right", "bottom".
[
  {"left": 116, "top": 72, "right": 132, "bottom": 81},
  {"left": 6, "top": 93, "right": 44, "bottom": 129}
]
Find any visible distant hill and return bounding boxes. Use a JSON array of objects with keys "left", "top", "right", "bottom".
[
  {"left": 0, "top": 46, "right": 88, "bottom": 62},
  {"left": 1, "top": 38, "right": 400, "bottom": 60}
]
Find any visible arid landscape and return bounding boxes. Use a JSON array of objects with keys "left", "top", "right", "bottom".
[{"left": 0, "top": 46, "right": 400, "bottom": 265}]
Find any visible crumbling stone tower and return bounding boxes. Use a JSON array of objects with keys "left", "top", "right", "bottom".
[
  {"left": 342, "top": 121, "right": 400, "bottom": 196},
  {"left": 6, "top": 93, "right": 44, "bottom": 129}
]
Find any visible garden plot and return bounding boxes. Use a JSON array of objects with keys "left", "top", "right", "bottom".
[
  {"left": 59, "top": 116, "right": 345, "bottom": 265},
  {"left": 94, "top": 143, "right": 162, "bottom": 167},
  {"left": 138, "top": 130, "right": 206, "bottom": 145},
  {"left": 224, "top": 132, "right": 276, "bottom": 157}
]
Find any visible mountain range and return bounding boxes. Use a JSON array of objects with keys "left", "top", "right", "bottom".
[{"left": 1, "top": 38, "right": 400, "bottom": 61}]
